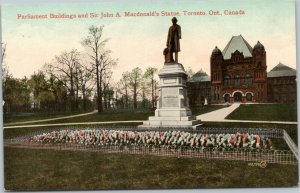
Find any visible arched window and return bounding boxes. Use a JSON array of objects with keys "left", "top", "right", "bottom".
[
  {"left": 244, "top": 74, "right": 252, "bottom": 86},
  {"left": 224, "top": 75, "right": 230, "bottom": 87},
  {"left": 246, "top": 93, "right": 252, "bottom": 101},
  {"left": 235, "top": 75, "right": 240, "bottom": 86},
  {"left": 224, "top": 94, "right": 230, "bottom": 103},
  {"left": 234, "top": 92, "right": 242, "bottom": 102}
]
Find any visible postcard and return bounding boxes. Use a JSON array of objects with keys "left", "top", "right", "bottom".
[{"left": 1, "top": 0, "right": 298, "bottom": 191}]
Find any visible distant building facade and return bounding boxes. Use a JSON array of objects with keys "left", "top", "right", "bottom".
[
  {"left": 210, "top": 35, "right": 267, "bottom": 103},
  {"left": 267, "top": 63, "right": 297, "bottom": 103},
  {"left": 187, "top": 35, "right": 297, "bottom": 106},
  {"left": 187, "top": 70, "right": 211, "bottom": 106}
]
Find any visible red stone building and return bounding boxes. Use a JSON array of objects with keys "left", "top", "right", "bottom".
[
  {"left": 210, "top": 35, "right": 268, "bottom": 103},
  {"left": 187, "top": 35, "right": 297, "bottom": 106},
  {"left": 267, "top": 63, "right": 297, "bottom": 103}
]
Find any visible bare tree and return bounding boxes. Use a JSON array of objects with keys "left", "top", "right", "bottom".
[
  {"left": 77, "top": 66, "right": 94, "bottom": 111},
  {"left": 81, "top": 25, "right": 117, "bottom": 113},
  {"left": 140, "top": 80, "right": 150, "bottom": 109},
  {"left": 116, "top": 72, "right": 130, "bottom": 109},
  {"left": 144, "top": 67, "right": 158, "bottom": 109},
  {"left": 44, "top": 49, "right": 81, "bottom": 111},
  {"left": 127, "top": 67, "right": 143, "bottom": 109}
]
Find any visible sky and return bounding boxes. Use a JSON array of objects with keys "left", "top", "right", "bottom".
[{"left": 1, "top": 0, "right": 297, "bottom": 82}]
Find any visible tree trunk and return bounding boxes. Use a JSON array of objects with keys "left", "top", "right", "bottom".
[
  {"left": 82, "top": 85, "right": 86, "bottom": 111},
  {"left": 142, "top": 91, "right": 146, "bottom": 108},
  {"left": 96, "top": 64, "right": 102, "bottom": 113},
  {"left": 151, "top": 78, "right": 154, "bottom": 109},
  {"left": 76, "top": 78, "right": 79, "bottom": 111},
  {"left": 98, "top": 70, "right": 103, "bottom": 113},
  {"left": 103, "top": 92, "right": 107, "bottom": 110},
  {"left": 115, "top": 91, "right": 118, "bottom": 109},
  {"left": 133, "top": 83, "right": 137, "bottom": 109},
  {"left": 125, "top": 86, "right": 128, "bottom": 109}
]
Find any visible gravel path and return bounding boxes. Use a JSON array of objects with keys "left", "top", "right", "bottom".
[{"left": 197, "top": 103, "right": 241, "bottom": 121}]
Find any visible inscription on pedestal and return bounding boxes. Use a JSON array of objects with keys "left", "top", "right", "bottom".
[
  {"left": 162, "top": 87, "right": 178, "bottom": 107},
  {"left": 163, "top": 78, "right": 176, "bottom": 84}
]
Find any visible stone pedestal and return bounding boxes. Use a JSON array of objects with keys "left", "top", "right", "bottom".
[{"left": 140, "top": 63, "right": 201, "bottom": 129}]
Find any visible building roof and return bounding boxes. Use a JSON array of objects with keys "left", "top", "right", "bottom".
[
  {"left": 267, "top": 62, "right": 296, "bottom": 78},
  {"left": 190, "top": 69, "right": 211, "bottom": 82},
  {"left": 212, "top": 46, "right": 222, "bottom": 55},
  {"left": 253, "top": 41, "right": 265, "bottom": 51},
  {"left": 222, "top": 35, "right": 253, "bottom": 60}
]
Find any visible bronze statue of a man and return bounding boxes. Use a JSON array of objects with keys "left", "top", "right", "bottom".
[{"left": 166, "top": 17, "right": 181, "bottom": 63}]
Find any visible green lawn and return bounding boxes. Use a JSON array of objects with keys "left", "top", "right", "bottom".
[
  {"left": 226, "top": 104, "right": 297, "bottom": 122},
  {"left": 5, "top": 105, "right": 226, "bottom": 126},
  {"left": 5, "top": 110, "right": 154, "bottom": 126},
  {"left": 3, "top": 111, "right": 92, "bottom": 124},
  {"left": 4, "top": 121, "right": 298, "bottom": 190},
  {"left": 46, "top": 110, "right": 153, "bottom": 123},
  {"left": 191, "top": 105, "right": 227, "bottom": 115},
  {"left": 3, "top": 105, "right": 299, "bottom": 190},
  {"left": 4, "top": 147, "right": 298, "bottom": 191}
]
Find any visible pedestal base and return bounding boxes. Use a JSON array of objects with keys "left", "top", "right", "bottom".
[
  {"left": 140, "top": 116, "right": 202, "bottom": 129},
  {"left": 139, "top": 63, "right": 202, "bottom": 129}
]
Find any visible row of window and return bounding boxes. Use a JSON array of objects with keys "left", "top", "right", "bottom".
[
  {"left": 269, "top": 78, "right": 296, "bottom": 85},
  {"left": 224, "top": 74, "right": 252, "bottom": 86},
  {"left": 271, "top": 86, "right": 296, "bottom": 93}
]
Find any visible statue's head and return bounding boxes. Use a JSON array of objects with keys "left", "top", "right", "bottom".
[{"left": 172, "top": 17, "right": 177, "bottom": 24}]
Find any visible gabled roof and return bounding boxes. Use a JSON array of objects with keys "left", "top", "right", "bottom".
[
  {"left": 190, "top": 70, "right": 211, "bottom": 82},
  {"left": 267, "top": 62, "right": 296, "bottom": 78},
  {"left": 222, "top": 35, "right": 253, "bottom": 60}
]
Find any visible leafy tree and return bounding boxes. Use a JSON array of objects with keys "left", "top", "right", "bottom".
[
  {"left": 3, "top": 76, "right": 31, "bottom": 113},
  {"left": 28, "top": 71, "right": 48, "bottom": 109},
  {"left": 46, "top": 75, "right": 68, "bottom": 112},
  {"left": 103, "top": 88, "right": 114, "bottom": 109},
  {"left": 2, "top": 44, "right": 32, "bottom": 113}
]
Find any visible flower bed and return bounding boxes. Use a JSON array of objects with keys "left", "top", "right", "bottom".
[{"left": 26, "top": 129, "right": 273, "bottom": 150}]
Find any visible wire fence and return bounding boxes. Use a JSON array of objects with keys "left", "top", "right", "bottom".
[
  {"left": 10, "top": 126, "right": 285, "bottom": 142},
  {"left": 5, "top": 127, "right": 298, "bottom": 165},
  {"left": 283, "top": 130, "right": 299, "bottom": 160},
  {"left": 194, "top": 127, "right": 284, "bottom": 138},
  {"left": 4, "top": 141, "right": 297, "bottom": 165}
]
